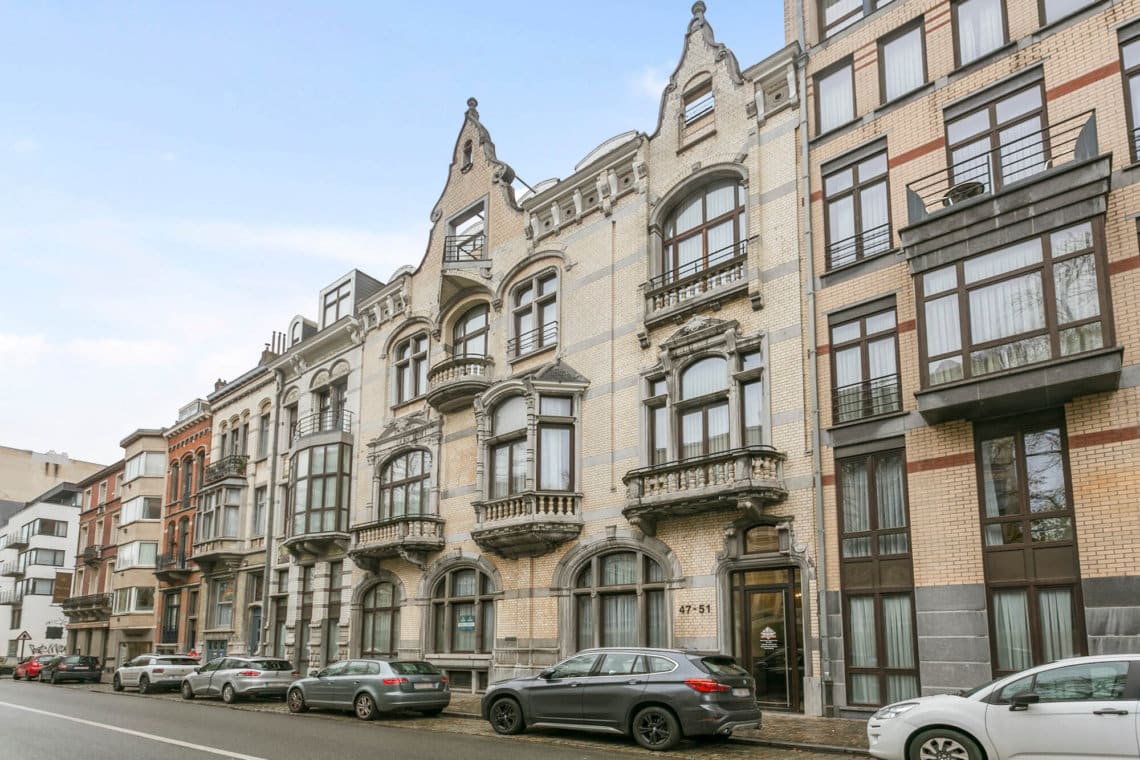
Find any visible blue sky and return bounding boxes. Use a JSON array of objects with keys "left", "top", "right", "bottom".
[{"left": 0, "top": 1, "right": 786, "bottom": 465}]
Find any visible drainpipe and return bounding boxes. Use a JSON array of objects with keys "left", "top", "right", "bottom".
[
  {"left": 796, "top": 0, "right": 833, "bottom": 711},
  {"left": 260, "top": 367, "right": 284, "bottom": 653}
]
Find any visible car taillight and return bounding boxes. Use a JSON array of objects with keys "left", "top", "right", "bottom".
[
  {"left": 291, "top": 671, "right": 299, "bottom": 676},
  {"left": 684, "top": 678, "right": 731, "bottom": 693},
  {"left": 237, "top": 671, "right": 260, "bottom": 676},
  {"left": 153, "top": 668, "right": 165, "bottom": 674},
  {"left": 440, "top": 676, "right": 448, "bottom": 683},
  {"left": 381, "top": 677, "right": 409, "bottom": 685}
]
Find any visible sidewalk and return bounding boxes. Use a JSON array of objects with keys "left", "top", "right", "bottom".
[{"left": 444, "top": 694, "right": 870, "bottom": 755}]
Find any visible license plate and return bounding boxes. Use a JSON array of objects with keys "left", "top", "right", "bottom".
[
  {"left": 732, "top": 687, "right": 751, "bottom": 697},
  {"left": 413, "top": 682, "right": 435, "bottom": 690}
]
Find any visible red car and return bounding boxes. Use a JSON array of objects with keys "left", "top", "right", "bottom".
[{"left": 14, "top": 654, "right": 60, "bottom": 680}]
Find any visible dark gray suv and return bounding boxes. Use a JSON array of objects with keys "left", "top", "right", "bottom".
[{"left": 480, "top": 648, "right": 760, "bottom": 751}]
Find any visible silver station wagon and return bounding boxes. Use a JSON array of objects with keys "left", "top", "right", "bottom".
[
  {"left": 287, "top": 659, "right": 450, "bottom": 720},
  {"left": 181, "top": 657, "right": 298, "bottom": 703}
]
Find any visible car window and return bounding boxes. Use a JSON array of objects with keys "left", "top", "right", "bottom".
[
  {"left": 345, "top": 661, "right": 370, "bottom": 676},
  {"left": 647, "top": 656, "right": 677, "bottom": 673},
  {"left": 698, "top": 656, "right": 749, "bottom": 677},
  {"left": 249, "top": 659, "right": 293, "bottom": 671},
  {"left": 199, "top": 658, "right": 224, "bottom": 673},
  {"left": 390, "top": 661, "right": 442, "bottom": 675},
  {"left": 367, "top": 662, "right": 382, "bottom": 675},
  {"left": 1035, "top": 662, "right": 1129, "bottom": 702},
  {"left": 596, "top": 653, "right": 644, "bottom": 676},
  {"left": 322, "top": 661, "right": 350, "bottom": 677},
  {"left": 549, "top": 654, "right": 599, "bottom": 679},
  {"left": 159, "top": 657, "right": 199, "bottom": 666},
  {"left": 995, "top": 674, "right": 1035, "bottom": 703},
  {"left": 128, "top": 657, "right": 150, "bottom": 667}
]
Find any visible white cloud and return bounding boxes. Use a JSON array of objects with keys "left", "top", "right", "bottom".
[{"left": 10, "top": 138, "right": 39, "bottom": 154}]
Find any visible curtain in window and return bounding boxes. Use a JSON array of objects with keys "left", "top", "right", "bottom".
[
  {"left": 860, "top": 182, "right": 890, "bottom": 255},
  {"left": 1039, "top": 587, "right": 1075, "bottom": 662},
  {"left": 452, "top": 602, "right": 476, "bottom": 651},
  {"left": 707, "top": 221, "right": 735, "bottom": 259},
  {"left": 848, "top": 596, "right": 879, "bottom": 704},
  {"left": 882, "top": 30, "right": 922, "bottom": 101},
  {"left": 646, "top": 590, "right": 666, "bottom": 648},
  {"left": 818, "top": 67, "right": 853, "bottom": 133},
  {"left": 957, "top": 0, "right": 1003, "bottom": 65},
  {"left": 492, "top": 446, "right": 509, "bottom": 498},
  {"left": 743, "top": 381, "right": 763, "bottom": 445},
  {"left": 705, "top": 184, "right": 736, "bottom": 219},
  {"left": 577, "top": 595, "right": 593, "bottom": 648},
  {"left": 875, "top": 453, "right": 908, "bottom": 545},
  {"left": 602, "top": 594, "right": 638, "bottom": 646},
  {"left": 924, "top": 295, "right": 962, "bottom": 356},
  {"left": 1053, "top": 255, "right": 1100, "bottom": 324},
  {"left": 883, "top": 595, "right": 915, "bottom": 668},
  {"left": 602, "top": 553, "right": 637, "bottom": 585},
  {"left": 707, "top": 404, "right": 730, "bottom": 453},
  {"left": 969, "top": 273, "right": 1045, "bottom": 344},
  {"left": 364, "top": 609, "right": 393, "bottom": 654},
  {"left": 834, "top": 346, "right": 862, "bottom": 422},
  {"left": 828, "top": 195, "right": 855, "bottom": 264},
  {"left": 868, "top": 337, "right": 899, "bottom": 414},
  {"left": 681, "top": 357, "right": 728, "bottom": 398},
  {"left": 999, "top": 117, "right": 1046, "bottom": 185},
  {"left": 510, "top": 441, "right": 527, "bottom": 494},
  {"left": 539, "top": 426, "right": 571, "bottom": 491},
  {"left": 841, "top": 461, "right": 870, "bottom": 532},
  {"left": 993, "top": 589, "right": 1032, "bottom": 671}
]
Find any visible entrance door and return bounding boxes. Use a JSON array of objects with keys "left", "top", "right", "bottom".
[
  {"left": 732, "top": 567, "right": 804, "bottom": 711},
  {"left": 205, "top": 639, "right": 227, "bottom": 663}
]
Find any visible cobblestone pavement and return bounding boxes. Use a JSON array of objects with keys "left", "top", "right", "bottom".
[{"left": 34, "top": 680, "right": 871, "bottom": 759}]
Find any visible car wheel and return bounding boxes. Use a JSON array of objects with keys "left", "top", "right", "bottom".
[
  {"left": 112, "top": 675, "right": 123, "bottom": 692},
  {"left": 287, "top": 688, "right": 309, "bottom": 713},
  {"left": 354, "top": 693, "right": 379, "bottom": 721},
  {"left": 488, "top": 697, "right": 525, "bottom": 735},
  {"left": 138, "top": 676, "right": 151, "bottom": 695},
  {"left": 221, "top": 684, "right": 238, "bottom": 704},
  {"left": 908, "top": 728, "right": 984, "bottom": 760},
  {"left": 632, "top": 705, "right": 682, "bottom": 751},
  {"left": 11, "top": 673, "right": 19, "bottom": 681},
  {"left": 181, "top": 682, "right": 195, "bottom": 700},
  {"left": 419, "top": 708, "right": 444, "bottom": 717}
]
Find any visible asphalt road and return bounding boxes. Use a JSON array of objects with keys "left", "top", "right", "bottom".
[{"left": 0, "top": 678, "right": 847, "bottom": 760}]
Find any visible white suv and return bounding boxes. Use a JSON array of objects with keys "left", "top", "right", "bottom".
[{"left": 113, "top": 654, "right": 199, "bottom": 694}]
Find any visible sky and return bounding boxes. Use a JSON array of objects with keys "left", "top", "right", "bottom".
[{"left": 0, "top": 1, "right": 786, "bottom": 466}]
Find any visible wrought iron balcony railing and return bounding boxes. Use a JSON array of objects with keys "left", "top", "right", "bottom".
[
  {"left": 155, "top": 552, "right": 193, "bottom": 574},
  {"left": 443, "top": 232, "right": 487, "bottom": 262},
  {"left": 508, "top": 322, "right": 558, "bottom": 357},
  {"left": 82, "top": 545, "right": 104, "bottom": 566},
  {"left": 906, "top": 111, "right": 1098, "bottom": 223},
  {"left": 205, "top": 455, "right": 248, "bottom": 484},
  {"left": 832, "top": 374, "right": 903, "bottom": 424},
  {"left": 826, "top": 223, "right": 891, "bottom": 270},
  {"left": 292, "top": 408, "right": 353, "bottom": 443}
]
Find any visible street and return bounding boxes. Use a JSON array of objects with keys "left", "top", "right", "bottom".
[{"left": 0, "top": 678, "right": 853, "bottom": 760}]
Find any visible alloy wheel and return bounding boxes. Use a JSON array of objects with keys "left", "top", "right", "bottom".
[{"left": 918, "top": 736, "right": 972, "bottom": 760}]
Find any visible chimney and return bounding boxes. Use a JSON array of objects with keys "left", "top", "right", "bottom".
[{"left": 214, "top": 378, "right": 227, "bottom": 391}]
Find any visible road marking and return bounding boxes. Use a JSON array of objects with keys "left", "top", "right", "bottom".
[{"left": 0, "top": 700, "right": 270, "bottom": 760}]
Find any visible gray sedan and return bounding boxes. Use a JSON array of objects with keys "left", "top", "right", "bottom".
[
  {"left": 181, "top": 657, "right": 298, "bottom": 703},
  {"left": 287, "top": 659, "right": 450, "bottom": 720}
]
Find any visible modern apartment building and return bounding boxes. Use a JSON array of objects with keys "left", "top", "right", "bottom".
[
  {"left": 0, "top": 483, "right": 83, "bottom": 664},
  {"left": 799, "top": 0, "right": 1140, "bottom": 714},
  {"left": 154, "top": 399, "right": 211, "bottom": 654},
  {"left": 0, "top": 445, "right": 104, "bottom": 504}
]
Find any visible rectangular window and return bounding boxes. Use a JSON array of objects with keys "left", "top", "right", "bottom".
[
  {"left": 210, "top": 579, "right": 235, "bottom": 629},
  {"left": 824, "top": 151, "right": 890, "bottom": 268},
  {"left": 945, "top": 81, "right": 1047, "bottom": 196},
  {"left": 831, "top": 308, "right": 900, "bottom": 423},
  {"left": 919, "top": 221, "right": 1107, "bottom": 386},
  {"left": 253, "top": 486, "right": 267, "bottom": 537},
  {"left": 1121, "top": 36, "right": 1140, "bottom": 160},
  {"left": 976, "top": 416, "right": 1084, "bottom": 674},
  {"left": 112, "top": 586, "right": 155, "bottom": 613},
  {"left": 257, "top": 413, "right": 271, "bottom": 457},
  {"left": 879, "top": 22, "right": 925, "bottom": 103},
  {"left": 953, "top": 0, "right": 1006, "bottom": 67},
  {"left": 121, "top": 496, "right": 161, "bottom": 525},
  {"left": 124, "top": 452, "right": 164, "bottom": 482},
  {"left": 1041, "top": 0, "right": 1094, "bottom": 25},
  {"left": 816, "top": 60, "right": 855, "bottom": 134},
  {"left": 322, "top": 282, "right": 352, "bottom": 327},
  {"left": 116, "top": 541, "right": 158, "bottom": 570},
  {"left": 491, "top": 440, "right": 527, "bottom": 498}
]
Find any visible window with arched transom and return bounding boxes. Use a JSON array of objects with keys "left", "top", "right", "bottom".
[
  {"left": 661, "top": 181, "right": 746, "bottom": 283},
  {"left": 431, "top": 567, "right": 495, "bottom": 653},
  {"left": 572, "top": 550, "right": 668, "bottom": 649},
  {"left": 377, "top": 450, "right": 432, "bottom": 520},
  {"left": 453, "top": 304, "right": 488, "bottom": 358},
  {"left": 394, "top": 333, "right": 429, "bottom": 404},
  {"left": 361, "top": 582, "right": 400, "bottom": 658}
]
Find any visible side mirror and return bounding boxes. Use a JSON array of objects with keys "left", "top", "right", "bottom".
[
  {"left": 1009, "top": 692, "right": 1040, "bottom": 711},
  {"left": 538, "top": 669, "right": 554, "bottom": 680},
  {"left": 311, "top": 669, "right": 321, "bottom": 678}
]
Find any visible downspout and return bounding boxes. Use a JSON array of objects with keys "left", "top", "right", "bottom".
[
  {"left": 796, "top": 0, "right": 832, "bottom": 711},
  {"left": 260, "top": 366, "right": 284, "bottom": 653}
]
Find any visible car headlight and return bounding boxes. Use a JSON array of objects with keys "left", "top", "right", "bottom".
[{"left": 872, "top": 702, "right": 919, "bottom": 720}]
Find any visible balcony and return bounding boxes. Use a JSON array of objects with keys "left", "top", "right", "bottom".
[
  {"left": 160, "top": 626, "right": 179, "bottom": 645},
  {"left": 205, "top": 455, "right": 248, "bottom": 485},
  {"left": 61, "top": 592, "right": 113, "bottom": 622},
  {"left": 471, "top": 491, "right": 582, "bottom": 559},
  {"left": 832, "top": 374, "right": 902, "bottom": 426},
  {"left": 0, "top": 562, "right": 22, "bottom": 578},
  {"left": 642, "top": 240, "right": 749, "bottom": 328},
  {"left": 8, "top": 533, "right": 29, "bottom": 550},
  {"left": 622, "top": 446, "right": 787, "bottom": 536},
  {"left": 443, "top": 233, "right": 487, "bottom": 263},
  {"left": 292, "top": 409, "right": 353, "bottom": 445},
  {"left": 189, "top": 540, "right": 244, "bottom": 575},
  {"left": 349, "top": 516, "right": 445, "bottom": 571},
  {"left": 155, "top": 552, "right": 194, "bottom": 583},
  {"left": 82, "top": 545, "right": 104, "bottom": 566},
  {"left": 508, "top": 322, "right": 558, "bottom": 358},
  {"left": 425, "top": 355, "right": 494, "bottom": 412},
  {"left": 0, "top": 589, "right": 17, "bottom": 605},
  {"left": 826, "top": 223, "right": 891, "bottom": 271}
]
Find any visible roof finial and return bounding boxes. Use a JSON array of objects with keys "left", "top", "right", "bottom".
[
  {"left": 466, "top": 97, "right": 479, "bottom": 120},
  {"left": 691, "top": 1, "right": 707, "bottom": 20}
]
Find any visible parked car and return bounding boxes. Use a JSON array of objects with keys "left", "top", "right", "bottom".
[
  {"left": 112, "top": 653, "right": 199, "bottom": 693},
  {"left": 286, "top": 659, "right": 450, "bottom": 720},
  {"left": 480, "top": 647, "right": 760, "bottom": 751},
  {"left": 866, "top": 654, "right": 1140, "bottom": 760},
  {"left": 182, "top": 656, "right": 298, "bottom": 703},
  {"left": 42, "top": 655, "right": 101, "bottom": 684},
  {"left": 13, "top": 654, "right": 61, "bottom": 681}
]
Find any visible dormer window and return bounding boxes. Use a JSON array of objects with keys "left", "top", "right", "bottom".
[
  {"left": 445, "top": 203, "right": 487, "bottom": 262},
  {"left": 681, "top": 79, "right": 715, "bottom": 144},
  {"left": 461, "top": 140, "right": 474, "bottom": 171},
  {"left": 323, "top": 282, "right": 352, "bottom": 328}
]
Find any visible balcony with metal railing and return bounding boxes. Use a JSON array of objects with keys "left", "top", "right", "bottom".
[
  {"left": 8, "top": 532, "right": 29, "bottom": 550},
  {"left": 0, "top": 561, "right": 22, "bottom": 578},
  {"left": 443, "top": 232, "right": 487, "bottom": 263},
  {"left": 425, "top": 354, "right": 494, "bottom": 412},
  {"left": 82, "top": 545, "right": 104, "bottom": 566},
  {"left": 349, "top": 516, "right": 445, "bottom": 571},
  {"left": 291, "top": 408, "right": 353, "bottom": 445},
  {"left": 832, "top": 374, "right": 903, "bottom": 425},
  {"left": 471, "top": 491, "right": 583, "bottom": 559},
  {"left": 643, "top": 240, "right": 749, "bottom": 327},
  {"left": 204, "top": 455, "right": 248, "bottom": 484},
  {"left": 155, "top": 552, "right": 194, "bottom": 583},
  {"left": 0, "top": 588, "right": 17, "bottom": 605},
  {"left": 622, "top": 446, "right": 787, "bottom": 536},
  {"left": 508, "top": 322, "right": 559, "bottom": 358},
  {"left": 826, "top": 224, "right": 892, "bottom": 270},
  {"left": 61, "top": 592, "right": 113, "bottom": 621}
]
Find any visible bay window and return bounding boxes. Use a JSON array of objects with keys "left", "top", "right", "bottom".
[
  {"left": 116, "top": 541, "right": 158, "bottom": 570},
  {"left": 291, "top": 443, "right": 351, "bottom": 535},
  {"left": 123, "top": 451, "right": 164, "bottom": 482},
  {"left": 197, "top": 487, "right": 242, "bottom": 541},
  {"left": 121, "top": 496, "right": 161, "bottom": 525}
]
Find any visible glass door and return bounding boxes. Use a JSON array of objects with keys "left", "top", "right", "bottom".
[{"left": 733, "top": 568, "right": 804, "bottom": 711}]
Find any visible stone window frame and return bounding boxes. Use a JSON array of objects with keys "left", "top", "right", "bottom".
[
  {"left": 658, "top": 180, "right": 747, "bottom": 286},
  {"left": 375, "top": 448, "right": 434, "bottom": 521},
  {"left": 509, "top": 269, "right": 560, "bottom": 359},
  {"left": 393, "top": 332, "right": 430, "bottom": 406},
  {"left": 427, "top": 564, "right": 497, "bottom": 655},
  {"left": 452, "top": 302, "right": 490, "bottom": 358},
  {"left": 356, "top": 576, "right": 402, "bottom": 659},
  {"left": 288, "top": 442, "right": 352, "bottom": 537}
]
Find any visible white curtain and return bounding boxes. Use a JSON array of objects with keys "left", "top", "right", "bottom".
[
  {"left": 707, "top": 404, "right": 730, "bottom": 453},
  {"left": 882, "top": 29, "right": 923, "bottom": 101},
  {"left": 646, "top": 591, "right": 666, "bottom": 647},
  {"left": 818, "top": 66, "right": 853, "bottom": 133},
  {"left": 707, "top": 220, "right": 735, "bottom": 260},
  {"left": 453, "top": 602, "right": 476, "bottom": 651},
  {"left": 602, "top": 553, "right": 637, "bottom": 585},
  {"left": 868, "top": 337, "right": 899, "bottom": 415},
  {"left": 1053, "top": 255, "right": 1100, "bottom": 324},
  {"left": 540, "top": 426, "right": 571, "bottom": 491},
  {"left": 883, "top": 595, "right": 915, "bottom": 668},
  {"left": 957, "top": 0, "right": 1004, "bottom": 65},
  {"left": 999, "top": 117, "right": 1046, "bottom": 185},
  {"left": 1039, "top": 588, "right": 1075, "bottom": 662},
  {"left": 951, "top": 138, "right": 993, "bottom": 190},
  {"left": 859, "top": 182, "right": 890, "bottom": 255},
  {"left": 828, "top": 195, "right": 856, "bottom": 265},
  {"left": 603, "top": 594, "right": 638, "bottom": 647},
  {"left": 841, "top": 461, "right": 870, "bottom": 533},
  {"left": 969, "top": 273, "right": 1045, "bottom": 344},
  {"left": 964, "top": 239, "right": 1041, "bottom": 284},
  {"left": 681, "top": 357, "right": 728, "bottom": 398},
  {"left": 924, "top": 295, "right": 962, "bottom": 357},
  {"left": 834, "top": 346, "right": 862, "bottom": 422},
  {"left": 848, "top": 597, "right": 879, "bottom": 704},
  {"left": 577, "top": 596, "right": 593, "bottom": 648},
  {"left": 993, "top": 589, "right": 1032, "bottom": 671},
  {"left": 510, "top": 441, "right": 527, "bottom": 494},
  {"left": 682, "top": 411, "right": 703, "bottom": 459},
  {"left": 705, "top": 183, "right": 736, "bottom": 219},
  {"left": 875, "top": 454, "right": 907, "bottom": 529}
]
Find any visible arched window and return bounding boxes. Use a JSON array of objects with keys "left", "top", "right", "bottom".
[
  {"left": 461, "top": 140, "right": 473, "bottom": 170},
  {"left": 170, "top": 462, "right": 180, "bottom": 502},
  {"left": 378, "top": 450, "right": 432, "bottom": 519},
  {"left": 573, "top": 550, "right": 668, "bottom": 649},
  {"left": 662, "top": 181, "right": 746, "bottom": 282},
  {"left": 489, "top": 397, "right": 527, "bottom": 498},
  {"left": 678, "top": 357, "right": 729, "bottom": 458},
  {"left": 432, "top": 568, "right": 494, "bottom": 653},
  {"left": 181, "top": 456, "right": 194, "bottom": 508},
  {"left": 453, "top": 304, "right": 489, "bottom": 358},
  {"left": 511, "top": 271, "right": 558, "bottom": 356},
  {"left": 395, "top": 334, "right": 428, "bottom": 404},
  {"left": 361, "top": 582, "right": 400, "bottom": 658},
  {"left": 177, "top": 518, "right": 189, "bottom": 561}
]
